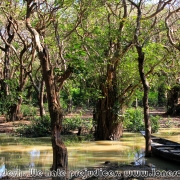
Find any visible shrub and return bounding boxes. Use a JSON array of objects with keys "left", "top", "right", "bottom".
[
  {"left": 21, "top": 104, "right": 37, "bottom": 118},
  {"left": 124, "top": 108, "right": 160, "bottom": 133},
  {"left": 124, "top": 108, "right": 144, "bottom": 132},
  {"left": 16, "top": 115, "right": 51, "bottom": 137},
  {"left": 63, "top": 116, "right": 82, "bottom": 132},
  {"left": 62, "top": 115, "right": 93, "bottom": 134},
  {"left": 150, "top": 115, "right": 160, "bottom": 133},
  {"left": 16, "top": 114, "right": 93, "bottom": 137}
]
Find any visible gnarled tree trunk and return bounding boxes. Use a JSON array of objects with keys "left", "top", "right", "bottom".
[
  {"left": 25, "top": 2, "right": 69, "bottom": 179},
  {"left": 94, "top": 64, "right": 123, "bottom": 140},
  {"left": 38, "top": 46, "right": 68, "bottom": 180}
]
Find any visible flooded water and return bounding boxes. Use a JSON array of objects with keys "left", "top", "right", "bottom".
[{"left": 0, "top": 128, "right": 180, "bottom": 174}]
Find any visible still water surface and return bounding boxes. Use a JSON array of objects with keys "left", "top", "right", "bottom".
[{"left": 0, "top": 128, "right": 180, "bottom": 173}]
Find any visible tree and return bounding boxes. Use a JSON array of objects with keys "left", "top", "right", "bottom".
[
  {"left": 128, "top": 0, "right": 177, "bottom": 156},
  {"left": 90, "top": 0, "right": 134, "bottom": 140},
  {"left": 165, "top": 2, "right": 180, "bottom": 115},
  {"left": 0, "top": 2, "right": 32, "bottom": 121},
  {"left": 87, "top": 0, "right": 172, "bottom": 141},
  {"left": 28, "top": 68, "right": 46, "bottom": 117},
  {"left": 24, "top": 0, "right": 86, "bottom": 178},
  {"left": 25, "top": 1, "right": 68, "bottom": 177},
  {"left": 165, "top": 1, "right": 180, "bottom": 51}
]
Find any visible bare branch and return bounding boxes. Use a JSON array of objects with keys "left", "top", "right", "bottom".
[
  {"left": 0, "top": 45, "right": 5, "bottom": 51},
  {"left": 165, "top": 7, "right": 180, "bottom": 50},
  {"left": 142, "top": 0, "right": 173, "bottom": 20},
  {"left": 127, "top": 0, "right": 138, "bottom": 8},
  {"left": 0, "top": 30, "right": 19, "bottom": 58},
  {"left": 63, "top": 8, "right": 87, "bottom": 40},
  {"left": 105, "top": 3, "right": 118, "bottom": 17},
  {"left": 56, "top": 66, "right": 73, "bottom": 91}
]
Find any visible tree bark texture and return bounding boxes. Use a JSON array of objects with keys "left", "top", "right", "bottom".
[
  {"left": 37, "top": 44, "right": 68, "bottom": 179},
  {"left": 3, "top": 16, "right": 14, "bottom": 96},
  {"left": 38, "top": 47, "right": 68, "bottom": 180},
  {"left": 130, "top": 0, "right": 151, "bottom": 157},
  {"left": 95, "top": 64, "right": 123, "bottom": 140},
  {"left": 39, "top": 80, "right": 46, "bottom": 117}
]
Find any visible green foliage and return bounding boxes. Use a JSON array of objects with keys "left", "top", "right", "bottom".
[
  {"left": 62, "top": 115, "right": 93, "bottom": 134},
  {"left": 148, "top": 91, "right": 158, "bottom": 107},
  {"left": 157, "top": 84, "right": 166, "bottom": 106},
  {"left": 0, "top": 79, "right": 19, "bottom": 115},
  {"left": 124, "top": 108, "right": 160, "bottom": 133},
  {"left": 124, "top": 108, "right": 144, "bottom": 132},
  {"left": 63, "top": 116, "right": 82, "bottom": 131},
  {"left": 15, "top": 115, "right": 51, "bottom": 137},
  {"left": 16, "top": 114, "right": 93, "bottom": 137},
  {"left": 134, "top": 89, "right": 164, "bottom": 107},
  {"left": 21, "top": 104, "right": 37, "bottom": 118},
  {"left": 150, "top": 115, "right": 160, "bottom": 133},
  {"left": 43, "top": 103, "right": 49, "bottom": 112},
  {"left": 61, "top": 77, "right": 99, "bottom": 110}
]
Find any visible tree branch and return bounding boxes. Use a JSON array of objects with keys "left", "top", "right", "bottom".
[
  {"left": 165, "top": 7, "right": 180, "bottom": 50},
  {"left": 56, "top": 66, "right": 73, "bottom": 91},
  {"left": 142, "top": 0, "right": 173, "bottom": 20}
]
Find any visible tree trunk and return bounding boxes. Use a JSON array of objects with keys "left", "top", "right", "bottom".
[
  {"left": 0, "top": 16, "right": 14, "bottom": 119},
  {"left": 3, "top": 17, "right": 14, "bottom": 97},
  {"left": 39, "top": 48, "right": 68, "bottom": 180},
  {"left": 28, "top": 73, "right": 46, "bottom": 117},
  {"left": 39, "top": 80, "right": 46, "bottom": 117},
  {"left": 137, "top": 47, "right": 151, "bottom": 157},
  {"left": 50, "top": 105, "right": 68, "bottom": 180},
  {"left": 25, "top": 2, "right": 72, "bottom": 178},
  {"left": 166, "top": 84, "right": 180, "bottom": 115},
  {"left": 95, "top": 100, "right": 123, "bottom": 140},
  {"left": 94, "top": 67, "right": 123, "bottom": 140},
  {"left": 95, "top": 101, "right": 123, "bottom": 140},
  {"left": 143, "top": 82, "right": 151, "bottom": 157},
  {"left": 9, "top": 97, "right": 22, "bottom": 121}
]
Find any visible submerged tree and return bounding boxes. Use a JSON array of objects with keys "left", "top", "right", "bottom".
[
  {"left": 91, "top": 0, "right": 173, "bottom": 141},
  {"left": 24, "top": 0, "right": 86, "bottom": 178},
  {"left": 91, "top": 0, "right": 134, "bottom": 140},
  {"left": 128, "top": 0, "right": 176, "bottom": 156}
]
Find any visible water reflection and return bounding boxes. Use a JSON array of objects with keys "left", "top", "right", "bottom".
[
  {"left": 29, "top": 149, "right": 40, "bottom": 168},
  {"left": 0, "top": 129, "right": 180, "bottom": 173},
  {"left": 0, "top": 157, "right": 5, "bottom": 178},
  {"left": 134, "top": 149, "right": 145, "bottom": 165}
]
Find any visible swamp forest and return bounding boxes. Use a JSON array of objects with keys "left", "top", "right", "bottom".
[{"left": 0, "top": 0, "right": 180, "bottom": 179}]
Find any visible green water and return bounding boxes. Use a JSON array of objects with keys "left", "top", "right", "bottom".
[{"left": 0, "top": 129, "right": 180, "bottom": 173}]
